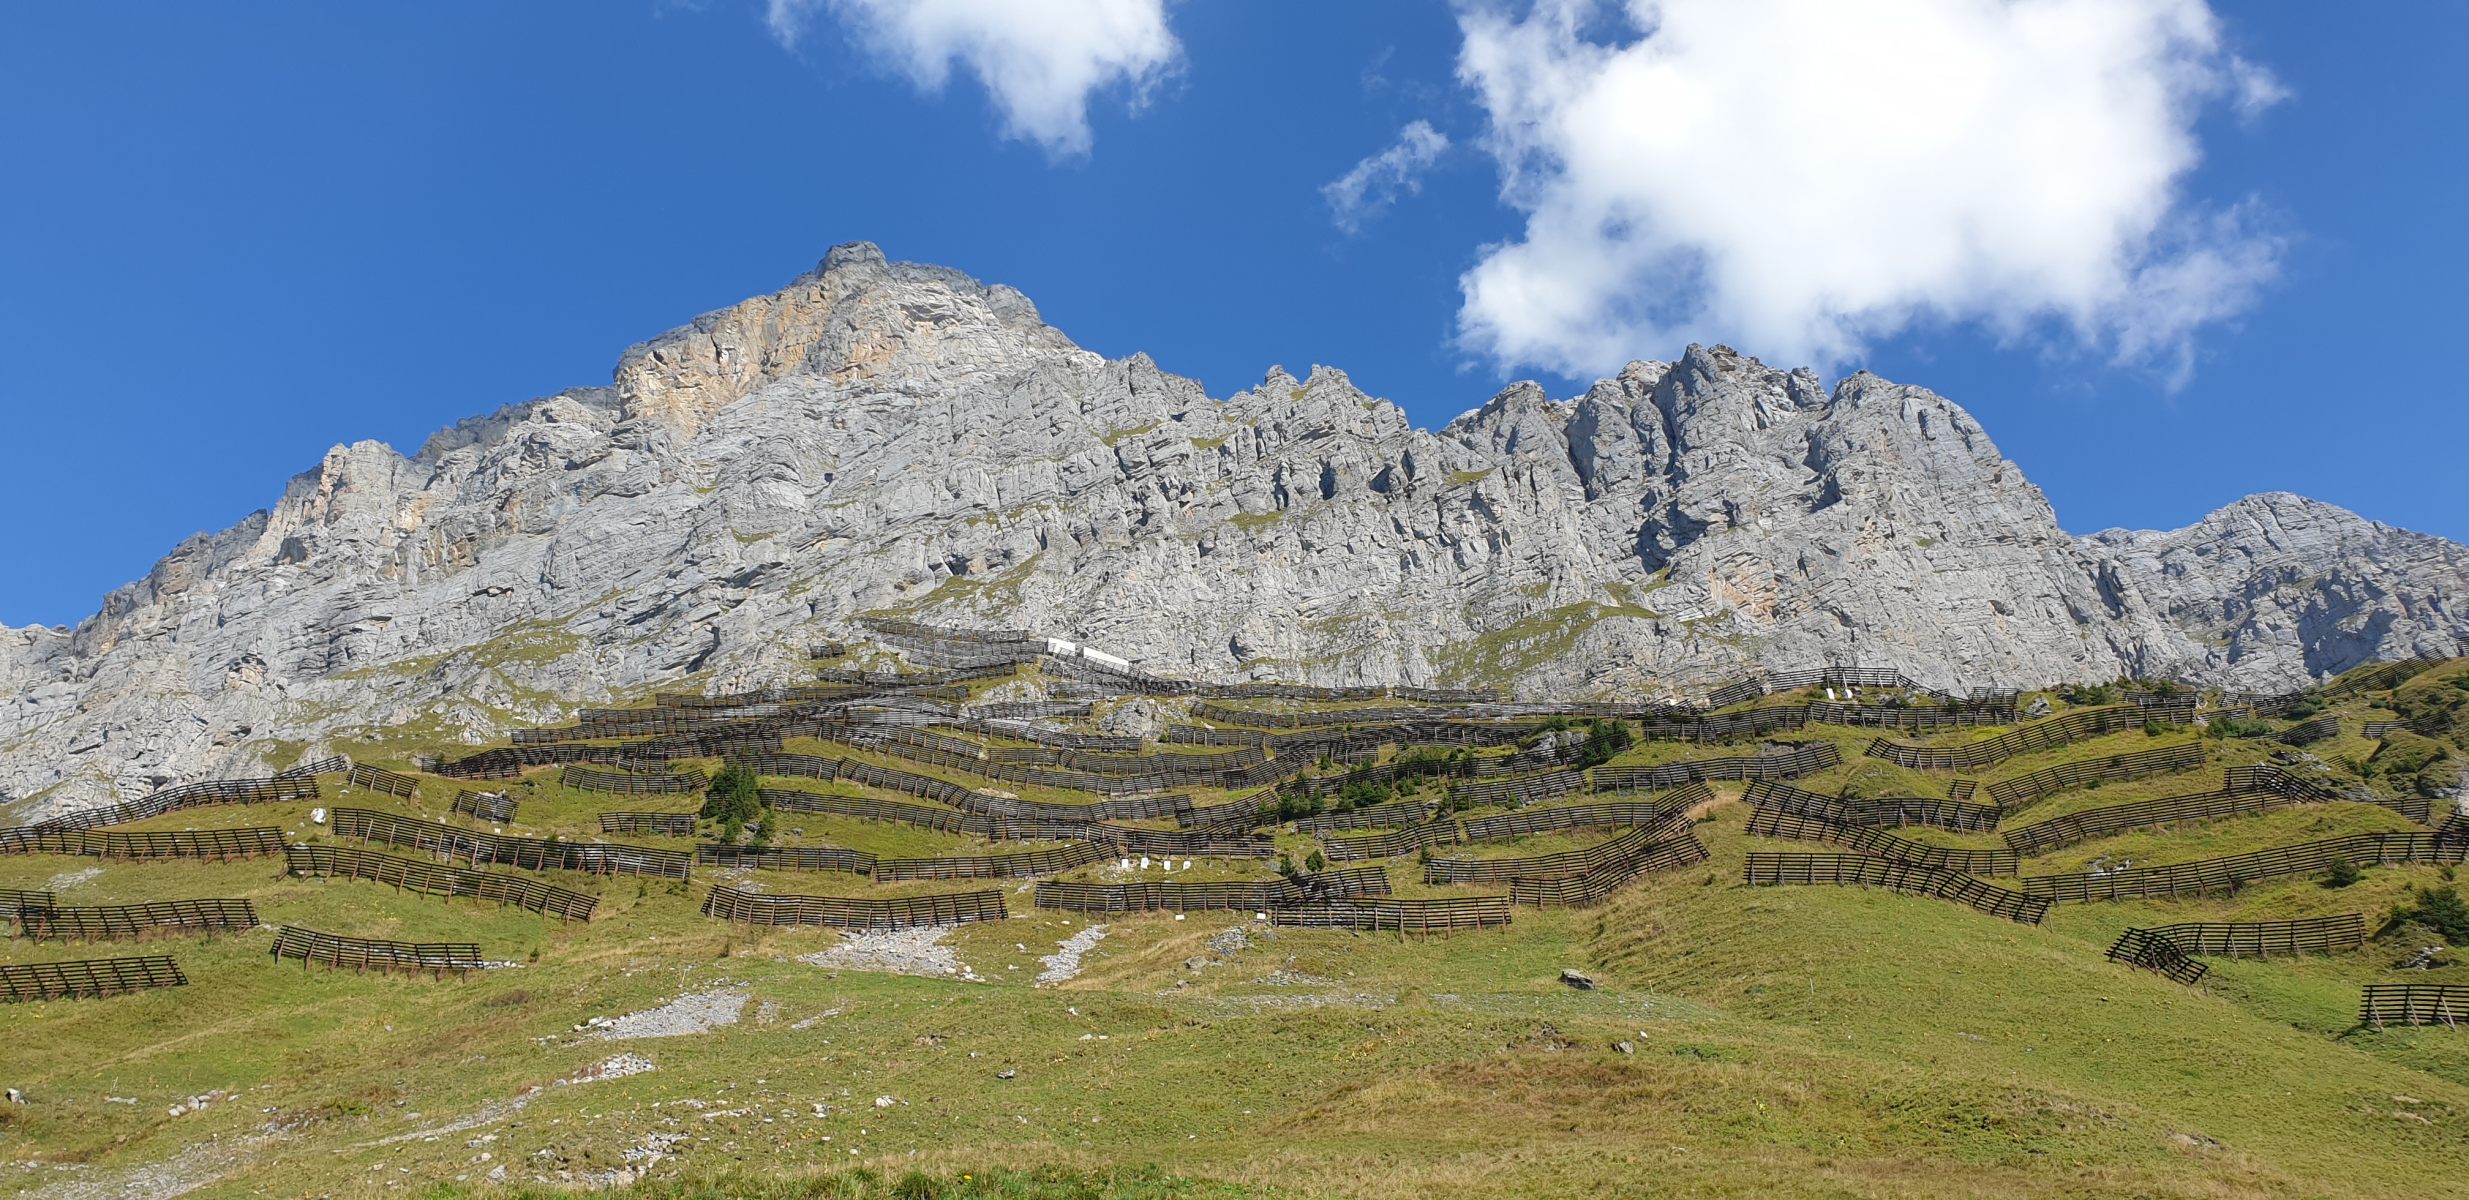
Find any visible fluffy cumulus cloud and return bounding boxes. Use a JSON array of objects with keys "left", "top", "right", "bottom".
[
  {"left": 1323, "top": 121, "right": 1453, "bottom": 234},
  {"left": 1453, "top": 0, "right": 2289, "bottom": 382},
  {"left": 767, "top": 0, "right": 1180, "bottom": 157}
]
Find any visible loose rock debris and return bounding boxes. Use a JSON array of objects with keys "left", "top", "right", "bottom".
[
  {"left": 1037, "top": 924, "right": 1108, "bottom": 986},
  {"left": 801, "top": 927, "right": 981, "bottom": 981},
  {"left": 590, "top": 989, "right": 749, "bottom": 1040}
]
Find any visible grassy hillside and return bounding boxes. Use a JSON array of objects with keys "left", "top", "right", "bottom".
[{"left": 3, "top": 663, "right": 2467, "bottom": 1198}]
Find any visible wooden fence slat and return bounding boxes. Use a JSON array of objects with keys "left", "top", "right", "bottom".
[
  {"left": 0, "top": 954, "right": 187, "bottom": 1002},
  {"left": 284, "top": 844, "right": 597, "bottom": 921},
  {"left": 1865, "top": 704, "right": 2189, "bottom": 772},
  {"left": 1034, "top": 867, "right": 1392, "bottom": 914},
  {"left": 1747, "top": 806, "right": 2019, "bottom": 875},
  {"left": 270, "top": 926, "right": 484, "bottom": 976},
  {"left": 2362, "top": 983, "right": 2469, "bottom": 1027},
  {"left": 599, "top": 811, "right": 696, "bottom": 836},
  {"left": 345, "top": 763, "right": 421, "bottom": 799},
  {"left": 1982, "top": 742, "right": 2206, "bottom": 808},
  {"left": 560, "top": 765, "right": 710, "bottom": 795},
  {"left": 1268, "top": 896, "right": 1513, "bottom": 934},
  {"left": 2020, "top": 831, "right": 2469, "bottom": 902},
  {"left": 13, "top": 898, "right": 257, "bottom": 942},
  {"left": 2108, "top": 914, "right": 2363, "bottom": 984},
  {"left": 700, "top": 885, "right": 1006, "bottom": 930},
  {"left": 1593, "top": 742, "right": 1842, "bottom": 792},
  {"left": 1742, "top": 852, "right": 2049, "bottom": 924},
  {"left": 695, "top": 844, "right": 875, "bottom": 874},
  {"left": 452, "top": 790, "right": 520, "bottom": 824},
  {"left": 1744, "top": 779, "right": 2001, "bottom": 833},
  {"left": 330, "top": 807, "right": 690, "bottom": 880}
]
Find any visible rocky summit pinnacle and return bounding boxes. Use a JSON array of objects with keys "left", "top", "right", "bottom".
[{"left": 3, "top": 244, "right": 2463, "bottom": 812}]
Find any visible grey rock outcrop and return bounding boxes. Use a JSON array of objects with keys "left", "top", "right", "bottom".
[
  {"left": 3, "top": 244, "right": 2462, "bottom": 814},
  {"left": 2087, "top": 493, "right": 2467, "bottom": 691}
]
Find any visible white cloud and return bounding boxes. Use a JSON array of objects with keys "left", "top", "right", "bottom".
[
  {"left": 765, "top": 0, "right": 824, "bottom": 47},
  {"left": 2103, "top": 200, "right": 2284, "bottom": 387},
  {"left": 1452, "top": 0, "right": 2289, "bottom": 383},
  {"left": 768, "top": 0, "right": 1181, "bottom": 158},
  {"left": 1324, "top": 121, "right": 1453, "bottom": 234},
  {"left": 2227, "top": 56, "right": 2291, "bottom": 120}
]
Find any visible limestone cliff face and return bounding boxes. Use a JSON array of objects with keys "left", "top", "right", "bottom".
[
  {"left": 2086, "top": 493, "right": 2469, "bottom": 691},
  {"left": 3, "top": 244, "right": 2462, "bottom": 813}
]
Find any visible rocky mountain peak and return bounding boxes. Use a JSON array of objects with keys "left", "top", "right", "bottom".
[
  {"left": 1652, "top": 343, "right": 1827, "bottom": 434},
  {"left": 611, "top": 240, "right": 1085, "bottom": 438},
  {"left": 2, "top": 248, "right": 2462, "bottom": 815},
  {"left": 2085, "top": 492, "right": 2468, "bottom": 689}
]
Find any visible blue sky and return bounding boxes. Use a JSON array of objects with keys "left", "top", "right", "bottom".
[{"left": 2, "top": 1, "right": 2462, "bottom": 628}]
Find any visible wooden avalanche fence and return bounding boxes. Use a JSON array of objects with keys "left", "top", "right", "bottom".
[
  {"left": 1593, "top": 741, "right": 1841, "bottom": 792},
  {"left": 1446, "top": 768, "right": 1587, "bottom": 808},
  {"left": 1180, "top": 793, "right": 1275, "bottom": 834},
  {"left": 1426, "top": 814, "right": 1693, "bottom": 884},
  {"left": 346, "top": 763, "right": 420, "bottom": 799},
  {"left": 2105, "top": 927, "right": 2209, "bottom": 985},
  {"left": 1636, "top": 704, "right": 1809, "bottom": 743},
  {"left": 3, "top": 827, "right": 289, "bottom": 861},
  {"left": 284, "top": 843, "right": 598, "bottom": 921},
  {"left": 433, "top": 743, "right": 657, "bottom": 780},
  {"left": 12, "top": 898, "right": 257, "bottom": 941},
  {"left": 600, "top": 811, "right": 696, "bottom": 836},
  {"left": 1292, "top": 799, "right": 1432, "bottom": 835},
  {"left": 2019, "top": 832, "right": 2469, "bottom": 902},
  {"left": 1034, "top": 867, "right": 1392, "bottom": 914},
  {"left": 696, "top": 844, "right": 876, "bottom": 874},
  {"left": 452, "top": 789, "right": 519, "bottom": 824},
  {"left": 1190, "top": 702, "right": 1447, "bottom": 730},
  {"left": 0, "top": 772, "right": 318, "bottom": 853},
  {"left": 1078, "top": 825, "right": 1274, "bottom": 860},
  {"left": 1865, "top": 705, "right": 2168, "bottom": 772},
  {"left": 1460, "top": 781, "right": 1714, "bottom": 841},
  {"left": 2144, "top": 913, "right": 2367, "bottom": 957},
  {"left": 1457, "top": 800, "right": 1666, "bottom": 841},
  {"left": 2362, "top": 984, "right": 2469, "bottom": 1028},
  {"left": 1742, "top": 852, "right": 2050, "bottom": 924},
  {"left": 1999, "top": 776, "right": 2322, "bottom": 856},
  {"left": 279, "top": 755, "right": 350, "bottom": 779},
  {"left": 760, "top": 787, "right": 989, "bottom": 836},
  {"left": 1, "top": 955, "right": 187, "bottom": 1003},
  {"left": 2279, "top": 714, "right": 2340, "bottom": 745},
  {"left": 1804, "top": 698, "right": 2018, "bottom": 731},
  {"left": 1981, "top": 742, "right": 2205, "bottom": 809},
  {"left": 87, "top": 828, "right": 286, "bottom": 860},
  {"left": 2107, "top": 915, "right": 2363, "bottom": 985},
  {"left": 330, "top": 807, "right": 692, "bottom": 880},
  {"left": 871, "top": 841, "right": 1106, "bottom": 882},
  {"left": 560, "top": 766, "right": 710, "bottom": 795},
  {"left": 701, "top": 885, "right": 1006, "bottom": 930},
  {"left": 1705, "top": 666, "right": 1952, "bottom": 709},
  {"left": 270, "top": 926, "right": 484, "bottom": 976},
  {"left": 1, "top": 888, "right": 56, "bottom": 915},
  {"left": 1508, "top": 832, "right": 1709, "bottom": 909},
  {"left": 2219, "top": 764, "right": 2347, "bottom": 803},
  {"left": 2325, "top": 655, "right": 2446, "bottom": 696},
  {"left": 1275, "top": 753, "right": 1470, "bottom": 804},
  {"left": 1742, "top": 779, "right": 2000, "bottom": 833},
  {"left": 1747, "top": 806, "right": 2019, "bottom": 875},
  {"left": 1269, "top": 896, "right": 1513, "bottom": 934},
  {"left": 1324, "top": 821, "right": 1465, "bottom": 862}
]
